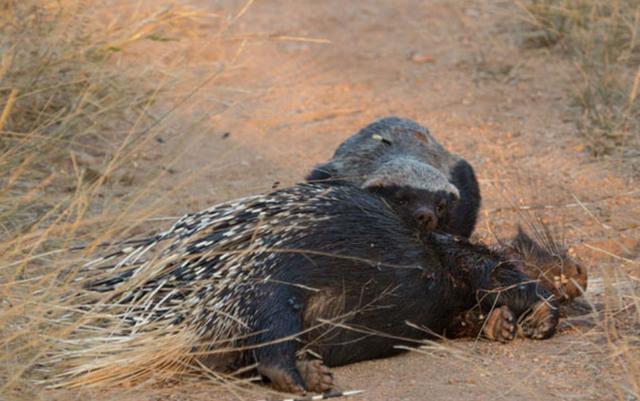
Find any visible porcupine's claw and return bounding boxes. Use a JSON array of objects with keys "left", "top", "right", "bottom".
[{"left": 296, "top": 359, "right": 334, "bottom": 393}]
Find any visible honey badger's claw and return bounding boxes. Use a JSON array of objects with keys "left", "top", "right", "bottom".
[
  {"left": 483, "top": 306, "right": 516, "bottom": 343},
  {"left": 297, "top": 359, "right": 334, "bottom": 393},
  {"left": 519, "top": 300, "right": 559, "bottom": 340}
]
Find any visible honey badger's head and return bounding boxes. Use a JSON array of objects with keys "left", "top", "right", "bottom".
[{"left": 362, "top": 158, "right": 460, "bottom": 233}]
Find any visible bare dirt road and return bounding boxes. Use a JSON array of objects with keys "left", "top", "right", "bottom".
[{"left": 68, "top": 1, "right": 639, "bottom": 400}]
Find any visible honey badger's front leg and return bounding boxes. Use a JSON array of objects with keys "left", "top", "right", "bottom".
[
  {"left": 446, "top": 306, "right": 516, "bottom": 342},
  {"left": 431, "top": 231, "right": 559, "bottom": 341},
  {"left": 448, "top": 276, "right": 559, "bottom": 341}
]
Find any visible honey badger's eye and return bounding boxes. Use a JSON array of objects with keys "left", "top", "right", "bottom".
[
  {"left": 395, "top": 192, "right": 410, "bottom": 206},
  {"left": 449, "top": 192, "right": 459, "bottom": 206}
]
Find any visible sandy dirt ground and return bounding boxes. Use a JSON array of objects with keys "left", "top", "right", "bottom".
[{"left": 55, "top": 1, "right": 640, "bottom": 400}]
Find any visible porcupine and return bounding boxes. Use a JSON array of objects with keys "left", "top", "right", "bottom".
[
  {"left": 505, "top": 225, "right": 587, "bottom": 303},
  {"left": 306, "top": 117, "right": 480, "bottom": 237},
  {"left": 446, "top": 225, "right": 587, "bottom": 341},
  {"left": 83, "top": 183, "right": 558, "bottom": 395}
]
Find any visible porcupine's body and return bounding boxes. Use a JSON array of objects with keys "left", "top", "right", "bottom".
[
  {"left": 307, "top": 117, "right": 480, "bottom": 237},
  {"left": 87, "top": 183, "right": 557, "bottom": 394}
]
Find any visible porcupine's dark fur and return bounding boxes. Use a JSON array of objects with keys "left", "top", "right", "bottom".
[
  {"left": 307, "top": 117, "right": 480, "bottom": 237},
  {"left": 84, "top": 183, "right": 557, "bottom": 394}
]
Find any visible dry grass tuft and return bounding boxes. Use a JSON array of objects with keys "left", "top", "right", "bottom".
[
  {"left": 517, "top": 2, "right": 640, "bottom": 395},
  {"left": 0, "top": 1, "right": 214, "bottom": 400},
  {"left": 518, "top": 0, "right": 640, "bottom": 166},
  {"left": 0, "top": 0, "right": 207, "bottom": 235}
]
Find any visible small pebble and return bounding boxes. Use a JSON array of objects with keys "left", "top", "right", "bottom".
[{"left": 409, "top": 52, "right": 435, "bottom": 64}]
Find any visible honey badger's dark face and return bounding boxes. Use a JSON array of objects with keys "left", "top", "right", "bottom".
[{"left": 368, "top": 184, "right": 459, "bottom": 233}]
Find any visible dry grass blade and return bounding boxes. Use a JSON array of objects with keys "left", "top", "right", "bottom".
[
  {"left": 517, "top": 0, "right": 640, "bottom": 167},
  {"left": 0, "top": 1, "right": 217, "bottom": 400}
]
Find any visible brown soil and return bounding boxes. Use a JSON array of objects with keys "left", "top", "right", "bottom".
[{"left": 56, "top": 1, "right": 640, "bottom": 400}]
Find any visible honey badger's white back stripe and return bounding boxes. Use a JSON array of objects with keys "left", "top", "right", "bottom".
[{"left": 363, "top": 157, "right": 459, "bottom": 197}]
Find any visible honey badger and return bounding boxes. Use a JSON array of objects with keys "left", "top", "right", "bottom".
[
  {"left": 83, "top": 183, "right": 557, "bottom": 395},
  {"left": 307, "top": 117, "right": 481, "bottom": 237}
]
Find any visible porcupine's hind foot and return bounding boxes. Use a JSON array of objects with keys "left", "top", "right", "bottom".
[
  {"left": 258, "top": 363, "right": 307, "bottom": 394},
  {"left": 254, "top": 320, "right": 307, "bottom": 393},
  {"left": 519, "top": 300, "right": 559, "bottom": 340},
  {"left": 254, "top": 293, "right": 335, "bottom": 394},
  {"left": 258, "top": 359, "right": 334, "bottom": 394},
  {"left": 483, "top": 306, "right": 516, "bottom": 343},
  {"left": 297, "top": 359, "right": 334, "bottom": 393}
]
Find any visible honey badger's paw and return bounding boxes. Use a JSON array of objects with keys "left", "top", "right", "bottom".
[
  {"left": 519, "top": 300, "right": 559, "bottom": 340},
  {"left": 297, "top": 359, "right": 334, "bottom": 393},
  {"left": 483, "top": 306, "right": 516, "bottom": 343}
]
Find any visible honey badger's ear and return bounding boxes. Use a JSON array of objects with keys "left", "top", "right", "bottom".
[
  {"left": 361, "top": 176, "right": 387, "bottom": 190},
  {"left": 448, "top": 190, "right": 460, "bottom": 206},
  {"left": 306, "top": 161, "right": 340, "bottom": 183},
  {"left": 448, "top": 184, "right": 460, "bottom": 202}
]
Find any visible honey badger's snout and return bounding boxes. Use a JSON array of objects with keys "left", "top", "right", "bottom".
[{"left": 414, "top": 206, "right": 437, "bottom": 230}]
